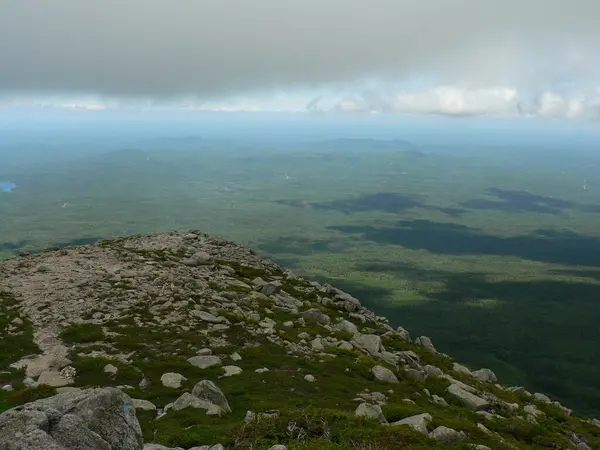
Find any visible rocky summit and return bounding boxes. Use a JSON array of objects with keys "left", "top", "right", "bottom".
[{"left": 1, "top": 231, "right": 599, "bottom": 449}]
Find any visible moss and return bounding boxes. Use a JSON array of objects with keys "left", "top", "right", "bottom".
[
  {"left": 60, "top": 323, "right": 105, "bottom": 344},
  {"left": 0, "top": 291, "right": 39, "bottom": 370}
]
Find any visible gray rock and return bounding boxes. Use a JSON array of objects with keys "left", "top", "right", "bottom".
[
  {"left": 258, "top": 281, "right": 282, "bottom": 296},
  {"left": 266, "top": 446, "right": 289, "bottom": 450},
  {"left": 424, "top": 365, "right": 443, "bottom": 377},
  {"left": 447, "top": 384, "right": 490, "bottom": 411},
  {"left": 452, "top": 363, "right": 472, "bottom": 376},
  {"left": 336, "top": 319, "right": 360, "bottom": 336},
  {"left": 414, "top": 336, "right": 436, "bottom": 352},
  {"left": 404, "top": 368, "right": 426, "bottom": 382},
  {"left": 332, "top": 339, "right": 351, "bottom": 351},
  {"left": 52, "top": 413, "right": 112, "bottom": 450},
  {"left": 0, "top": 387, "right": 143, "bottom": 450},
  {"left": 429, "top": 425, "right": 465, "bottom": 443},
  {"left": 103, "top": 364, "right": 118, "bottom": 376},
  {"left": 222, "top": 365, "right": 243, "bottom": 377},
  {"left": 132, "top": 399, "right": 157, "bottom": 411},
  {"left": 37, "top": 370, "right": 74, "bottom": 387},
  {"left": 193, "top": 311, "right": 226, "bottom": 323},
  {"left": 259, "top": 317, "right": 277, "bottom": 329},
  {"left": 230, "top": 352, "right": 242, "bottom": 361},
  {"left": 378, "top": 352, "right": 401, "bottom": 366},
  {"left": 187, "top": 355, "right": 223, "bottom": 369},
  {"left": 390, "top": 413, "right": 432, "bottom": 434},
  {"left": 311, "top": 338, "right": 325, "bottom": 352},
  {"left": 160, "top": 372, "right": 187, "bottom": 388},
  {"left": 432, "top": 395, "right": 448, "bottom": 406},
  {"left": 192, "top": 380, "right": 231, "bottom": 413},
  {"left": 471, "top": 368, "right": 498, "bottom": 383},
  {"left": 304, "top": 374, "right": 316, "bottom": 382},
  {"left": 351, "top": 334, "right": 382, "bottom": 356},
  {"left": 371, "top": 365, "right": 399, "bottom": 383},
  {"left": 533, "top": 392, "right": 552, "bottom": 404},
  {"left": 170, "top": 393, "right": 215, "bottom": 412},
  {"left": 524, "top": 404, "right": 545, "bottom": 418},
  {"left": 333, "top": 290, "right": 361, "bottom": 312},
  {"left": 12, "top": 354, "right": 72, "bottom": 379},
  {"left": 301, "top": 308, "right": 331, "bottom": 325},
  {"left": 355, "top": 402, "right": 388, "bottom": 424},
  {"left": 395, "top": 326, "right": 411, "bottom": 342}
]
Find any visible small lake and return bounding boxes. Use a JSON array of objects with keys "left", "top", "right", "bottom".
[{"left": 0, "top": 181, "right": 16, "bottom": 192}]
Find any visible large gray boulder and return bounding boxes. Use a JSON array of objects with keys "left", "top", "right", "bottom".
[
  {"left": 192, "top": 380, "right": 231, "bottom": 414},
  {"left": 390, "top": 413, "right": 432, "bottom": 434},
  {"left": 351, "top": 334, "right": 382, "bottom": 356},
  {"left": 429, "top": 425, "right": 466, "bottom": 443},
  {"left": 371, "top": 365, "right": 399, "bottom": 383},
  {"left": 447, "top": 384, "right": 490, "bottom": 411},
  {"left": 0, "top": 387, "right": 143, "bottom": 450},
  {"left": 471, "top": 368, "right": 498, "bottom": 383},
  {"left": 355, "top": 403, "right": 388, "bottom": 424}
]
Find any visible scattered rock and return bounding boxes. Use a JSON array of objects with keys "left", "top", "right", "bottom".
[
  {"left": 429, "top": 426, "right": 466, "bottom": 443},
  {"left": 533, "top": 392, "right": 552, "bottom": 404},
  {"left": 222, "top": 365, "right": 243, "bottom": 377},
  {"left": 447, "top": 384, "right": 490, "bottom": 411},
  {"left": 192, "top": 380, "right": 232, "bottom": 414},
  {"left": 390, "top": 413, "right": 432, "bottom": 434},
  {"left": 187, "top": 355, "right": 223, "bottom": 369},
  {"left": 103, "top": 363, "right": 119, "bottom": 375},
  {"left": 453, "top": 362, "right": 472, "bottom": 376},
  {"left": 471, "top": 368, "right": 498, "bottom": 383},
  {"left": 351, "top": 334, "right": 382, "bottom": 356},
  {"left": 414, "top": 336, "right": 436, "bottom": 352},
  {"left": 355, "top": 402, "right": 388, "bottom": 423},
  {"left": 371, "top": 365, "right": 399, "bottom": 383},
  {"left": 304, "top": 374, "right": 316, "bottom": 382},
  {"left": 132, "top": 398, "right": 157, "bottom": 411},
  {"left": 301, "top": 308, "right": 331, "bottom": 325},
  {"left": 161, "top": 372, "right": 187, "bottom": 389}
]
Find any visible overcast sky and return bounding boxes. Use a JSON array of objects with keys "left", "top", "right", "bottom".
[{"left": 1, "top": 0, "right": 600, "bottom": 118}]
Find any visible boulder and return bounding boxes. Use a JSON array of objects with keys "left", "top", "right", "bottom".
[
  {"left": 258, "top": 281, "right": 282, "bottom": 296},
  {"left": 533, "top": 392, "right": 552, "bottom": 404},
  {"left": 355, "top": 402, "right": 388, "bottom": 424},
  {"left": 336, "top": 320, "right": 360, "bottom": 336},
  {"left": 192, "top": 380, "right": 231, "bottom": 414},
  {"left": 132, "top": 399, "right": 157, "bottom": 411},
  {"left": 395, "top": 326, "right": 411, "bottom": 342},
  {"left": 170, "top": 393, "right": 215, "bottom": 412},
  {"left": 371, "top": 365, "right": 399, "bottom": 383},
  {"left": 351, "top": 334, "right": 382, "bottom": 356},
  {"left": 452, "top": 363, "right": 472, "bottom": 376},
  {"left": 414, "top": 336, "right": 436, "bottom": 352},
  {"left": 0, "top": 387, "right": 143, "bottom": 450},
  {"left": 429, "top": 426, "right": 466, "bottom": 443},
  {"left": 161, "top": 372, "right": 187, "bottom": 388},
  {"left": 103, "top": 364, "right": 118, "bottom": 376},
  {"left": 302, "top": 308, "right": 331, "bottom": 325},
  {"left": 187, "top": 355, "right": 223, "bottom": 369},
  {"left": 447, "top": 384, "right": 490, "bottom": 411},
  {"left": 266, "top": 446, "right": 289, "bottom": 450},
  {"left": 222, "top": 365, "right": 243, "bottom": 377},
  {"left": 304, "top": 374, "right": 316, "bottom": 382},
  {"left": 471, "top": 368, "right": 498, "bottom": 383},
  {"left": 390, "top": 413, "right": 432, "bottom": 434}
]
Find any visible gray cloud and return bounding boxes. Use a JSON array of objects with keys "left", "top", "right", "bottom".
[{"left": 1, "top": 0, "right": 600, "bottom": 99}]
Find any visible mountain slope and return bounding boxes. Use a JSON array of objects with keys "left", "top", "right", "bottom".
[{"left": 1, "top": 231, "right": 599, "bottom": 449}]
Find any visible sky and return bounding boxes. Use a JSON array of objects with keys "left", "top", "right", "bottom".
[{"left": 1, "top": 0, "right": 600, "bottom": 119}]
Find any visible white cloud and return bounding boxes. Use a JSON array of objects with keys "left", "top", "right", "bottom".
[{"left": 388, "top": 86, "right": 520, "bottom": 116}]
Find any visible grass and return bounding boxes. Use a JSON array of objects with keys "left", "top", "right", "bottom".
[{"left": 3, "top": 138, "right": 600, "bottom": 420}]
